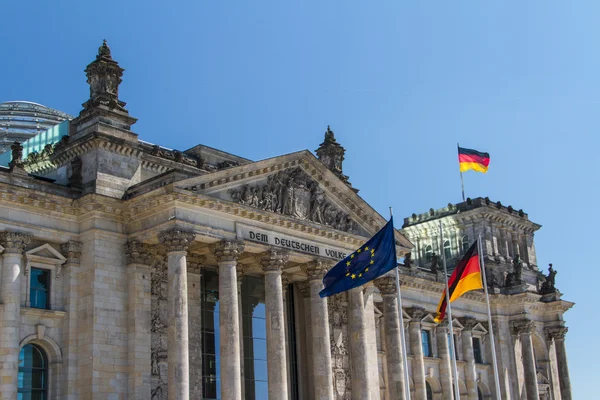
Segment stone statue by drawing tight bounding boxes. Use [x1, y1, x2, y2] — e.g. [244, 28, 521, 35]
[404, 252, 413, 268]
[82, 40, 128, 112]
[539, 263, 558, 294]
[9, 141, 24, 169]
[505, 254, 524, 287]
[315, 125, 352, 187]
[430, 252, 439, 273]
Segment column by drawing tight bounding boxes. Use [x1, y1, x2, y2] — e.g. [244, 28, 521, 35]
[512, 320, 539, 400]
[297, 281, 314, 400]
[211, 240, 245, 400]
[436, 325, 453, 398]
[302, 261, 334, 400]
[158, 228, 196, 400]
[0, 232, 31, 400]
[60, 241, 82, 399]
[547, 326, 571, 400]
[260, 249, 289, 399]
[375, 275, 407, 400]
[187, 254, 205, 399]
[124, 240, 154, 399]
[408, 307, 427, 400]
[348, 287, 371, 399]
[364, 284, 381, 400]
[236, 265, 246, 400]
[460, 317, 479, 400]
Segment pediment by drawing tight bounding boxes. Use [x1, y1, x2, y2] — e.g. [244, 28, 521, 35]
[421, 314, 438, 326]
[25, 244, 66, 265]
[472, 323, 488, 335]
[175, 150, 413, 249]
[451, 318, 464, 331]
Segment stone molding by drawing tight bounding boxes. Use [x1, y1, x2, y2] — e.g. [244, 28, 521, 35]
[511, 319, 535, 335]
[211, 240, 245, 262]
[408, 307, 426, 321]
[301, 260, 329, 281]
[546, 326, 568, 341]
[259, 249, 289, 273]
[125, 240, 157, 265]
[158, 228, 195, 252]
[0, 232, 31, 254]
[460, 317, 478, 331]
[374, 275, 397, 295]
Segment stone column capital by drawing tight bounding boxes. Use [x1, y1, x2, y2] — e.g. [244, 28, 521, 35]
[374, 275, 397, 295]
[158, 228, 195, 253]
[301, 260, 330, 281]
[0, 231, 31, 254]
[61, 240, 83, 264]
[259, 249, 289, 273]
[511, 319, 535, 335]
[546, 326, 568, 341]
[408, 307, 426, 321]
[125, 240, 157, 266]
[460, 317, 478, 331]
[211, 239, 245, 262]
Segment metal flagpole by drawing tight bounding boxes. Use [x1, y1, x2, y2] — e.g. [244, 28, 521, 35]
[458, 142, 465, 201]
[478, 234, 502, 399]
[390, 207, 411, 400]
[440, 221, 461, 400]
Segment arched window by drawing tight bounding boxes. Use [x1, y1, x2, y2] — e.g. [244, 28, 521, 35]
[425, 245, 433, 263]
[444, 240, 451, 260]
[462, 235, 470, 253]
[426, 381, 433, 400]
[18, 344, 48, 399]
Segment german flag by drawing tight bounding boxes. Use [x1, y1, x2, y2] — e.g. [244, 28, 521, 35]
[458, 146, 490, 173]
[434, 240, 483, 323]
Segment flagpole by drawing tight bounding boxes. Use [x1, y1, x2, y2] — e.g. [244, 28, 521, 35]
[478, 234, 502, 399]
[458, 142, 465, 201]
[390, 207, 411, 400]
[440, 221, 461, 400]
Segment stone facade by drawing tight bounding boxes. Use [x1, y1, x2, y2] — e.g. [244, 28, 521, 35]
[0, 42, 572, 400]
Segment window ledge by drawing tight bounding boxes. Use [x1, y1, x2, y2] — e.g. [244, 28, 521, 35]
[21, 307, 66, 319]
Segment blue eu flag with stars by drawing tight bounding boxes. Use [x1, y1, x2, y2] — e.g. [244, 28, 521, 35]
[320, 217, 398, 298]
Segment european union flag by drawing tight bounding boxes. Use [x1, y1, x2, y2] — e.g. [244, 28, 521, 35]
[320, 217, 398, 298]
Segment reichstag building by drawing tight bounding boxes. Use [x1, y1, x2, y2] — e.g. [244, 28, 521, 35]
[0, 41, 572, 400]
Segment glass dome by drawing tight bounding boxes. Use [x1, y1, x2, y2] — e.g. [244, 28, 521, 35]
[0, 101, 73, 154]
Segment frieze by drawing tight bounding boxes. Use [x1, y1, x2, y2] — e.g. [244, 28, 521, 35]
[229, 167, 357, 233]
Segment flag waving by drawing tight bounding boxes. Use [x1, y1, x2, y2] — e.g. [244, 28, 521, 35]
[320, 217, 397, 298]
[434, 240, 483, 323]
[458, 146, 490, 173]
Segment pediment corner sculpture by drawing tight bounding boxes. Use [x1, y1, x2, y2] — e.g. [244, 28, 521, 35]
[228, 166, 358, 233]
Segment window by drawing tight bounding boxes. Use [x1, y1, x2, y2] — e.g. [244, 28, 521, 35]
[421, 330, 433, 357]
[18, 344, 48, 399]
[201, 269, 220, 399]
[443, 240, 451, 260]
[424, 245, 433, 263]
[426, 381, 433, 400]
[473, 337, 483, 364]
[30, 268, 50, 309]
[462, 236, 470, 253]
[286, 284, 299, 400]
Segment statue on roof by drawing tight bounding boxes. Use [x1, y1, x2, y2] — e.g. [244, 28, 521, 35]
[505, 254, 524, 287]
[82, 40, 128, 112]
[539, 263, 558, 295]
[316, 125, 353, 189]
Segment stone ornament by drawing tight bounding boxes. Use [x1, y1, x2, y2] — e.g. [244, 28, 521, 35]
[9, 141, 24, 169]
[125, 240, 157, 265]
[374, 275, 397, 295]
[539, 263, 558, 295]
[60, 241, 83, 264]
[302, 260, 329, 281]
[157, 229, 195, 252]
[315, 125, 351, 187]
[229, 166, 357, 233]
[546, 326, 568, 341]
[259, 249, 289, 272]
[0, 231, 31, 254]
[83, 40, 128, 112]
[187, 254, 206, 274]
[511, 319, 535, 335]
[460, 317, 478, 331]
[211, 240, 245, 262]
[408, 307, 426, 321]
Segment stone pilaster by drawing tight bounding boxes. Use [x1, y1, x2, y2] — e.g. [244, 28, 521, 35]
[187, 254, 205, 399]
[158, 229, 195, 400]
[408, 307, 427, 400]
[302, 261, 334, 400]
[124, 240, 154, 400]
[297, 280, 314, 400]
[375, 275, 407, 400]
[363, 284, 381, 400]
[348, 286, 371, 400]
[547, 326, 571, 400]
[460, 317, 479, 400]
[211, 239, 245, 400]
[0, 232, 31, 400]
[435, 325, 453, 399]
[259, 249, 290, 399]
[512, 319, 539, 400]
[60, 241, 82, 400]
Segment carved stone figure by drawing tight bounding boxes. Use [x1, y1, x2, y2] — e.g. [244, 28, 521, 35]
[506, 254, 524, 287]
[82, 40, 128, 112]
[430, 252, 439, 273]
[404, 252, 413, 268]
[228, 167, 357, 233]
[9, 141, 23, 169]
[315, 125, 352, 188]
[539, 263, 558, 294]
[328, 293, 351, 399]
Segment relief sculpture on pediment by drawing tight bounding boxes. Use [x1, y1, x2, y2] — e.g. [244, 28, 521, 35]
[229, 167, 357, 233]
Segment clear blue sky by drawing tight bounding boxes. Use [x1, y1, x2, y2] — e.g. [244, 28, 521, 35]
[2, 0, 597, 396]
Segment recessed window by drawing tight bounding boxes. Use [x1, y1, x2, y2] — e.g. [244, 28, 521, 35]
[462, 236, 470, 253]
[421, 329, 433, 357]
[473, 337, 483, 364]
[444, 240, 451, 260]
[30, 268, 50, 310]
[425, 245, 433, 263]
[18, 344, 48, 399]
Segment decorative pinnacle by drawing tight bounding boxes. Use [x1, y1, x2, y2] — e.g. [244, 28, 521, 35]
[98, 39, 112, 59]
